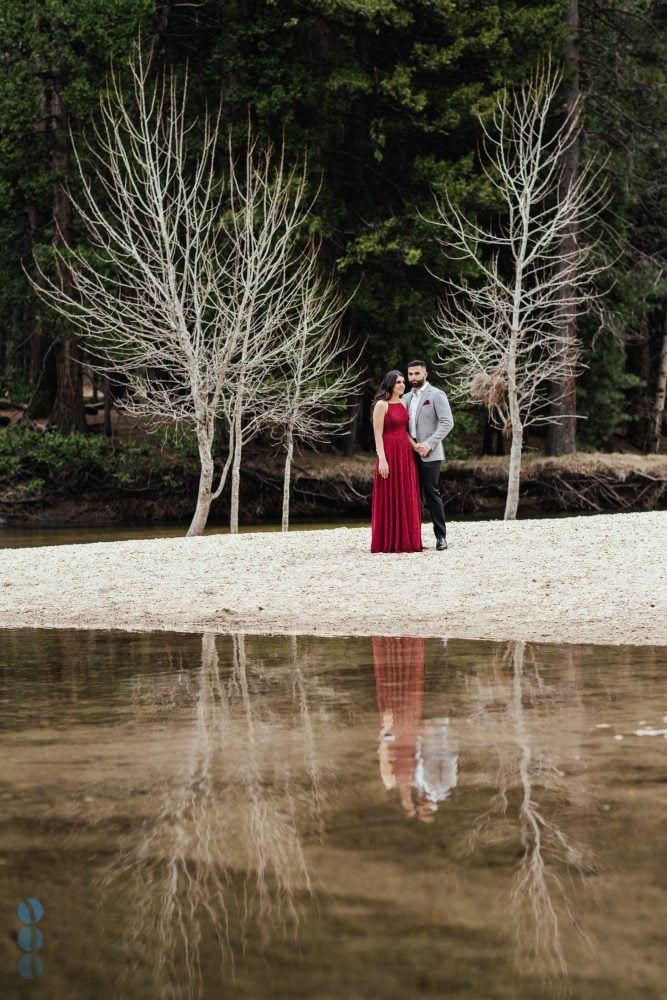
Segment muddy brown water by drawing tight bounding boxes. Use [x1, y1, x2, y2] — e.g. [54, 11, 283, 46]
[0, 630, 665, 999]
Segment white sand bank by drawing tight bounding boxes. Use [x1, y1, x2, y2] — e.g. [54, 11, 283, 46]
[1, 511, 665, 645]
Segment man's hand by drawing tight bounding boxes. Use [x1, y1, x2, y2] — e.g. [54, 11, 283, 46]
[415, 442, 431, 457]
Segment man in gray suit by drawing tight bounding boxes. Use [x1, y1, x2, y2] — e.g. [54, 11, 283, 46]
[402, 359, 454, 550]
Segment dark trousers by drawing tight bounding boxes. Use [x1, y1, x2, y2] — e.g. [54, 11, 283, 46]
[417, 460, 446, 539]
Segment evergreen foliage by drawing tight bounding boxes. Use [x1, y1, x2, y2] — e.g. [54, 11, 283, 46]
[578, 0, 667, 448]
[0, 0, 664, 454]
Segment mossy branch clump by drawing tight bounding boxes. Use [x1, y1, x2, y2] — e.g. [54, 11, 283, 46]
[469, 370, 508, 412]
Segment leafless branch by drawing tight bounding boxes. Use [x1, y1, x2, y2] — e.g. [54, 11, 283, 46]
[30, 48, 341, 535]
[428, 61, 610, 518]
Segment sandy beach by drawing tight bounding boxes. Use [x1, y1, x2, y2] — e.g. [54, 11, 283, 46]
[1, 510, 665, 645]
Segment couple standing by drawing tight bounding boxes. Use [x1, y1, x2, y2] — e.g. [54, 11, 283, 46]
[371, 359, 454, 554]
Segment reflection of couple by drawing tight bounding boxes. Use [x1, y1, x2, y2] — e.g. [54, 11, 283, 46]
[371, 359, 454, 554]
[372, 636, 458, 822]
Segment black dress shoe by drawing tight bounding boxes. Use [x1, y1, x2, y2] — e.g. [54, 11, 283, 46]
[436, 537, 448, 551]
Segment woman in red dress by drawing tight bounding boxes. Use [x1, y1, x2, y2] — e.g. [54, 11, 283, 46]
[373, 635, 425, 818]
[371, 370, 423, 553]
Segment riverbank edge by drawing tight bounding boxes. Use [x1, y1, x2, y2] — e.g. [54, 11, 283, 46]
[1, 451, 666, 526]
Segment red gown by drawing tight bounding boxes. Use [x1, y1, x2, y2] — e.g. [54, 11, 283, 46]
[373, 636, 425, 783]
[371, 402, 423, 553]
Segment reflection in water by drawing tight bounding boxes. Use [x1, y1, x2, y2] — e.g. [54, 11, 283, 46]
[466, 641, 593, 990]
[231, 633, 315, 944]
[103, 633, 325, 999]
[414, 717, 459, 812]
[2, 631, 664, 999]
[373, 636, 458, 822]
[372, 636, 594, 988]
[288, 635, 327, 845]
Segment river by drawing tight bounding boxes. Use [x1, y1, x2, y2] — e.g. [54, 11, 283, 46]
[1, 629, 665, 998]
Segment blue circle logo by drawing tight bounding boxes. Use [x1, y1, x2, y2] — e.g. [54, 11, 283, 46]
[18, 926, 44, 952]
[17, 954, 44, 980]
[16, 898, 44, 924]
[16, 897, 44, 979]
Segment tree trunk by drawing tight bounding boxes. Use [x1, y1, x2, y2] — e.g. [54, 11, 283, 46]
[103, 378, 113, 437]
[505, 381, 523, 519]
[547, 0, 579, 457]
[635, 322, 653, 449]
[483, 418, 505, 455]
[343, 389, 364, 456]
[23, 46, 57, 417]
[505, 423, 523, 520]
[187, 434, 215, 536]
[49, 59, 87, 435]
[26, 332, 57, 419]
[25, 201, 57, 418]
[229, 389, 244, 534]
[51, 338, 87, 433]
[230, 444, 242, 533]
[648, 318, 667, 454]
[281, 431, 295, 531]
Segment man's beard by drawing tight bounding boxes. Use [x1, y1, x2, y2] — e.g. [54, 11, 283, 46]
[409, 376, 425, 389]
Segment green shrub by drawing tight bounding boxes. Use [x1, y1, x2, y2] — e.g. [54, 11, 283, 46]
[0, 376, 33, 406]
[152, 425, 199, 459]
[0, 452, 21, 478]
[444, 407, 484, 460]
[19, 477, 45, 495]
[578, 333, 643, 449]
[0, 428, 109, 488]
[0, 426, 195, 495]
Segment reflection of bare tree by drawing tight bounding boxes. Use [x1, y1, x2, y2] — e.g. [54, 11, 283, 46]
[288, 635, 327, 844]
[103, 633, 329, 999]
[231, 633, 313, 944]
[103, 633, 235, 999]
[466, 641, 592, 989]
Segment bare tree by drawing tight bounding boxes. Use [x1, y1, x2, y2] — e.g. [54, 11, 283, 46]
[32, 53, 232, 536]
[216, 140, 316, 534]
[31, 51, 323, 537]
[267, 263, 358, 531]
[429, 62, 609, 519]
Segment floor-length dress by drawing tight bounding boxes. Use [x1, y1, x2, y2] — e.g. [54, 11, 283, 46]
[371, 402, 423, 553]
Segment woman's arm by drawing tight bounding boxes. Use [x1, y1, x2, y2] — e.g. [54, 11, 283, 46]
[372, 401, 389, 478]
[402, 397, 419, 451]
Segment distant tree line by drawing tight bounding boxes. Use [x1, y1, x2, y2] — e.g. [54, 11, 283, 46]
[0, 0, 665, 455]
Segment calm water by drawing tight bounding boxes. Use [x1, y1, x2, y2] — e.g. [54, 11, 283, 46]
[0, 631, 665, 999]
[0, 520, 370, 549]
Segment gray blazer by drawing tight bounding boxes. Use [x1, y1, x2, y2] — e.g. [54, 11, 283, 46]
[402, 383, 454, 463]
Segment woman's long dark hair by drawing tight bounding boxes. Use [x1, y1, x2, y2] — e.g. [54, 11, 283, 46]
[371, 370, 404, 414]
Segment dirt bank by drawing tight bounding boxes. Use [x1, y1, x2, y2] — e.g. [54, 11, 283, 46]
[1, 450, 665, 527]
